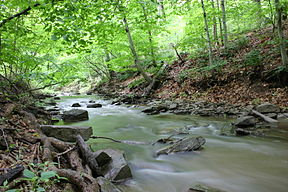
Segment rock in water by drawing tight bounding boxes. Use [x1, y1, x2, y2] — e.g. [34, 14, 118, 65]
[40, 125, 93, 142]
[96, 177, 122, 192]
[97, 149, 132, 182]
[71, 103, 81, 107]
[87, 103, 102, 108]
[62, 109, 89, 122]
[234, 116, 256, 127]
[156, 136, 206, 156]
[255, 103, 280, 113]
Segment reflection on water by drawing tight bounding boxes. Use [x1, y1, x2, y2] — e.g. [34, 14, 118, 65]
[57, 96, 288, 192]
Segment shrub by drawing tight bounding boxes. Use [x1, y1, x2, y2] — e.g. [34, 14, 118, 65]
[244, 49, 262, 66]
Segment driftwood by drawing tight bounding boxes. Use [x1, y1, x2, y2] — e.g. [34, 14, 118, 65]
[252, 110, 278, 123]
[90, 136, 149, 145]
[0, 164, 24, 185]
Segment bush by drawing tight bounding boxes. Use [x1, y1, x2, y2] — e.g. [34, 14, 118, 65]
[244, 49, 262, 66]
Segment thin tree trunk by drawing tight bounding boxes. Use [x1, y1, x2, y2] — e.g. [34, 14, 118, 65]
[211, 0, 218, 44]
[141, 4, 157, 67]
[221, 0, 228, 48]
[275, 0, 288, 67]
[157, 0, 166, 20]
[216, 0, 224, 46]
[201, 0, 213, 66]
[253, 0, 262, 27]
[123, 16, 153, 83]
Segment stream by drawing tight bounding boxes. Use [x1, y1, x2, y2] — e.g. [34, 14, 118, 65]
[56, 96, 288, 192]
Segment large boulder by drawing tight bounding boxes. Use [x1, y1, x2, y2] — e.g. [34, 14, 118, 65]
[87, 103, 102, 108]
[62, 109, 89, 122]
[156, 136, 206, 156]
[97, 149, 132, 182]
[234, 116, 256, 128]
[40, 125, 93, 142]
[255, 103, 280, 113]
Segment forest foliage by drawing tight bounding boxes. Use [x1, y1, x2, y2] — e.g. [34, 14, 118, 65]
[0, 0, 287, 93]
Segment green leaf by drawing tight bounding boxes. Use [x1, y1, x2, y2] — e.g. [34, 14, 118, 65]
[40, 171, 57, 180]
[23, 169, 36, 179]
[51, 35, 58, 41]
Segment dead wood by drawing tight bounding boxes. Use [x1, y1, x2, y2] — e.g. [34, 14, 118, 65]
[76, 135, 102, 177]
[0, 103, 17, 117]
[50, 167, 100, 192]
[0, 164, 24, 185]
[90, 135, 149, 145]
[252, 110, 278, 123]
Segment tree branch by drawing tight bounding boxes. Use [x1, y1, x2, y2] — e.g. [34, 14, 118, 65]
[0, 3, 40, 28]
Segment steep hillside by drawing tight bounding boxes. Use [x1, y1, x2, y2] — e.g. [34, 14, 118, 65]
[96, 25, 288, 107]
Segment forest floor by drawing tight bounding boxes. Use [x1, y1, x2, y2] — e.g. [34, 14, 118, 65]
[96, 25, 288, 108]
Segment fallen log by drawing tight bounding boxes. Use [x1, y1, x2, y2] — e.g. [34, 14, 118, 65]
[251, 110, 278, 123]
[76, 135, 108, 177]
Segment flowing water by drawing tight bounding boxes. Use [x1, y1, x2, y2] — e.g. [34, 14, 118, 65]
[56, 96, 288, 192]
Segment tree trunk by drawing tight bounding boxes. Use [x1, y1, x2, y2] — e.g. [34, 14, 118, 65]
[201, 0, 214, 66]
[211, 0, 218, 44]
[157, 0, 166, 20]
[221, 0, 228, 48]
[275, 0, 288, 67]
[253, 0, 263, 27]
[216, 0, 224, 46]
[123, 16, 153, 83]
[141, 4, 157, 67]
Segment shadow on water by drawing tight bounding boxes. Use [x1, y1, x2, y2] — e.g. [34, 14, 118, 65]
[56, 96, 288, 192]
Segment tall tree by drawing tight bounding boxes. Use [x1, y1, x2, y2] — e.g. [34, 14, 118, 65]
[123, 16, 152, 83]
[201, 0, 213, 66]
[221, 0, 228, 48]
[140, 2, 157, 67]
[275, 0, 288, 67]
[216, 0, 224, 46]
[211, 0, 218, 44]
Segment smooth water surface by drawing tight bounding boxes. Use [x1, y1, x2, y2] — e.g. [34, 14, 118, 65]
[57, 96, 288, 192]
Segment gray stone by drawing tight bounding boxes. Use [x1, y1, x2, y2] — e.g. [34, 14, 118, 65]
[97, 149, 132, 182]
[188, 184, 227, 192]
[256, 103, 280, 113]
[156, 136, 206, 156]
[235, 128, 251, 136]
[72, 103, 81, 107]
[62, 109, 89, 122]
[168, 103, 178, 110]
[87, 103, 102, 108]
[266, 113, 277, 119]
[142, 105, 168, 114]
[96, 177, 122, 192]
[234, 116, 256, 127]
[40, 125, 92, 142]
[277, 113, 288, 120]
